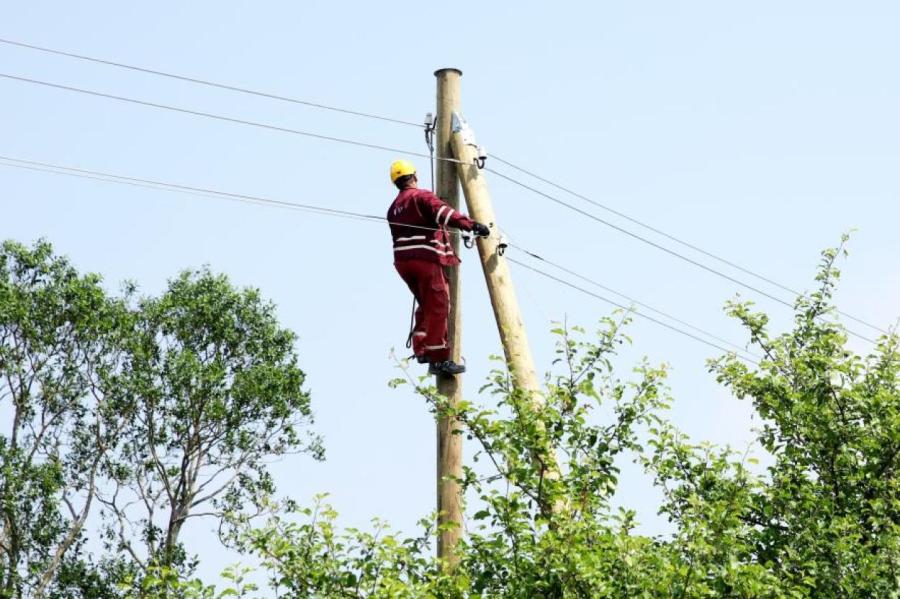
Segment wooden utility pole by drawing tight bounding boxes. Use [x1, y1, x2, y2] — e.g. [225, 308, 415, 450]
[451, 114, 563, 516]
[450, 113, 541, 395]
[433, 68, 464, 569]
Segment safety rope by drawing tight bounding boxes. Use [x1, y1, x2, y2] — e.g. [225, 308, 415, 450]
[405, 298, 417, 350]
[405, 113, 441, 351]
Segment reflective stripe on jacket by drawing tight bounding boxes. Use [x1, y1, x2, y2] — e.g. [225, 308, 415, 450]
[388, 188, 475, 265]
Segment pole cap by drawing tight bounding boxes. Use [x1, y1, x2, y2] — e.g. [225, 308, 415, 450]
[434, 68, 463, 77]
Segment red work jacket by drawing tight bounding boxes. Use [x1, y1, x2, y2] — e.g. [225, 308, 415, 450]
[388, 188, 475, 266]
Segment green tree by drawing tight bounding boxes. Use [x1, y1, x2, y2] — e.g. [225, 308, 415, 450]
[237, 314, 673, 598]
[0, 240, 130, 598]
[704, 238, 900, 595]
[99, 267, 324, 580]
[1, 241, 324, 596]
[231, 241, 900, 598]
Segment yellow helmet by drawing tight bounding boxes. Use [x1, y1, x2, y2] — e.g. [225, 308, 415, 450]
[390, 159, 416, 183]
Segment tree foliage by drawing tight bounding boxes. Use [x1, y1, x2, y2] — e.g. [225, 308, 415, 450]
[3, 237, 898, 597]
[230, 241, 899, 598]
[704, 239, 900, 595]
[100, 267, 323, 576]
[0, 241, 321, 598]
[0, 240, 129, 598]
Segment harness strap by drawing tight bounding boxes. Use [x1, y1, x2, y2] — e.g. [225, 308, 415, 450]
[405, 295, 417, 350]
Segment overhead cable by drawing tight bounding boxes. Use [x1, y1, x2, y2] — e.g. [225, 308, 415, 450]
[491, 153, 886, 336]
[0, 154, 759, 362]
[507, 257, 760, 365]
[0, 71, 882, 342]
[487, 167, 794, 306]
[0, 155, 451, 235]
[0, 72, 462, 166]
[507, 243, 758, 358]
[0, 37, 423, 128]
[0, 37, 882, 336]
[486, 167, 878, 345]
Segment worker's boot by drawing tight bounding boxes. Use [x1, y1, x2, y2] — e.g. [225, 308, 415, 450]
[428, 360, 466, 375]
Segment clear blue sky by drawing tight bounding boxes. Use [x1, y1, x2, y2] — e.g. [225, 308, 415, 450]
[2, 0, 898, 584]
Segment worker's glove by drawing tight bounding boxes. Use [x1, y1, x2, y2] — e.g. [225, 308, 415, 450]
[472, 222, 491, 238]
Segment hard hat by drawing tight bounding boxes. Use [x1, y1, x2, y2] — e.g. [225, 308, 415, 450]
[390, 159, 416, 183]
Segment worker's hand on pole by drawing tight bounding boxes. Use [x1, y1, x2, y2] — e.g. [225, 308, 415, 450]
[472, 222, 491, 237]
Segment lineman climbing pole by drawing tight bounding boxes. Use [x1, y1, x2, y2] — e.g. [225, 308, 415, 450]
[433, 68, 464, 569]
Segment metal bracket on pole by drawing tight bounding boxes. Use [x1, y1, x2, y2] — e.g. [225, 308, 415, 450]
[450, 112, 471, 139]
[424, 112, 435, 149]
[424, 112, 436, 190]
[451, 114, 488, 169]
[475, 145, 488, 169]
[497, 232, 508, 255]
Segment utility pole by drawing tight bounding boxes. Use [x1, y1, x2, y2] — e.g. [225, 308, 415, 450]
[451, 114, 563, 515]
[433, 68, 464, 569]
[450, 114, 541, 395]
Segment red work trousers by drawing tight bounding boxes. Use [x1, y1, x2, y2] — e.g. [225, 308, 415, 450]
[394, 259, 451, 362]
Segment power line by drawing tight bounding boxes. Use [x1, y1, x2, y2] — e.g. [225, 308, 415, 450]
[507, 257, 760, 365]
[507, 243, 758, 358]
[0, 156, 383, 219]
[0, 154, 760, 363]
[0, 37, 423, 128]
[0, 37, 883, 336]
[487, 167, 796, 305]
[491, 153, 887, 336]
[0, 70, 883, 342]
[486, 167, 879, 345]
[0, 72, 463, 167]
[0, 155, 458, 237]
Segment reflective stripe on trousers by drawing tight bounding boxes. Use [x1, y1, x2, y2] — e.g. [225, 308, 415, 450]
[394, 259, 451, 363]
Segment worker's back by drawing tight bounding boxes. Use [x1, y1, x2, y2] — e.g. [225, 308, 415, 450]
[388, 187, 462, 266]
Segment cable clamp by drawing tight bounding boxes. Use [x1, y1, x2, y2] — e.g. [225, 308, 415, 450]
[451, 113, 486, 167]
[497, 232, 508, 256]
[474, 145, 487, 169]
[424, 112, 435, 152]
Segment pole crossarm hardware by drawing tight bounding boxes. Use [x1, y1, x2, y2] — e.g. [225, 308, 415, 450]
[451, 113, 563, 515]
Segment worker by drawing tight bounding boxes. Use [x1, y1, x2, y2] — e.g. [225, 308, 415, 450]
[388, 159, 490, 376]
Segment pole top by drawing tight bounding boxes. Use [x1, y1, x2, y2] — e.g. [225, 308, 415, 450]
[434, 68, 463, 78]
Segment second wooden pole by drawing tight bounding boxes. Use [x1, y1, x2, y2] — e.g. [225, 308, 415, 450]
[450, 113, 541, 394]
